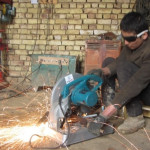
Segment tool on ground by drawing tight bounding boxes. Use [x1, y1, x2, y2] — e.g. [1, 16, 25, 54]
[48, 73, 114, 146]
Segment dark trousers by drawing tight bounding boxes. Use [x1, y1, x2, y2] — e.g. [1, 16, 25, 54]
[102, 57, 150, 117]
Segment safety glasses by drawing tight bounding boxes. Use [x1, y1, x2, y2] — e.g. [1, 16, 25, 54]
[122, 30, 148, 42]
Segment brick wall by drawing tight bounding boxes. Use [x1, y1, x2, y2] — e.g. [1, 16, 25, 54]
[2, 0, 136, 84]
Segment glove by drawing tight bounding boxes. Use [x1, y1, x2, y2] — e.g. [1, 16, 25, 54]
[87, 69, 103, 77]
[87, 104, 118, 136]
[87, 115, 106, 136]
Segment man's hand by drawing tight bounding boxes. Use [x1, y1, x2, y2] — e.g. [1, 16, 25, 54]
[87, 69, 103, 77]
[101, 67, 111, 76]
[87, 67, 111, 77]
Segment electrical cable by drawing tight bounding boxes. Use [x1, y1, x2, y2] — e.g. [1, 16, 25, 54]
[3, 2, 54, 96]
[29, 95, 71, 149]
[0, 63, 42, 100]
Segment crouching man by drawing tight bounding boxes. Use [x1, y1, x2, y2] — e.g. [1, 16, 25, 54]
[87, 11, 150, 135]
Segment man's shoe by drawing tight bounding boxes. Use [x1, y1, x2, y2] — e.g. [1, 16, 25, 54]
[117, 114, 145, 134]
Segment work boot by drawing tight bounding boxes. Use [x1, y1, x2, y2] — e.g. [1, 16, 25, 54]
[117, 114, 145, 134]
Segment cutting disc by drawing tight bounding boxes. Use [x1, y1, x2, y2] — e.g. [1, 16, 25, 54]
[49, 73, 83, 129]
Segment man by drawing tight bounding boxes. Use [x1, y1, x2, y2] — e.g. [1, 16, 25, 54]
[87, 11, 150, 135]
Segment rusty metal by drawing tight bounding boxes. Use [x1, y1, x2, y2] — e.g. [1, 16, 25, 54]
[84, 40, 121, 74]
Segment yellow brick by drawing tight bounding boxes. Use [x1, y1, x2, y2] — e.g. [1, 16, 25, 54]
[84, 9, 97, 13]
[62, 3, 70, 8]
[111, 25, 118, 30]
[112, 9, 121, 14]
[122, 9, 132, 14]
[22, 19, 28, 24]
[84, 3, 91, 8]
[20, 56, 27, 60]
[130, 4, 135, 9]
[49, 19, 55, 24]
[62, 35, 68, 40]
[10, 40, 22, 45]
[14, 66, 22, 71]
[103, 14, 111, 19]
[28, 8, 38, 13]
[20, 29, 30, 34]
[75, 25, 82, 29]
[75, 40, 85, 45]
[9, 71, 21, 77]
[54, 3, 61, 8]
[17, 8, 27, 13]
[99, 3, 106, 8]
[104, 25, 111, 30]
[118, 14, 124, 19]
[55, 51, 69, 55]
[107, 3, 113, 8]
[29, 51, 41, 54]
[62, 41, 74, 45]
[69, 19, 82, 24]
[28, 19, 39, 24]
[111, 14, 118, 19]
[15, 50, 28, 55]
[19, 45, 26, 49]
[98, 9, 112, 14]
[67, 14, 74, 19]
[69, 35, 75, 40]
[55, 9, 70, 14]
[102, 0, 115, 2]
[122, 4, 129, 8]
[73, 0, 86, 2]
[54, 35, 61, 40]
[49, 40, 61, 45]
[59, 46, 65, 51]
[66, 46, 74, 50]
[68, 25, 74, 29]
[96, 14, 102, 19]
[22, 40, 35, 45]
[80, 30, 93, 35]
[13, 34, 20, 39]
[83, 19, 96, 24]
[36, 40, 47, 45]
[77, 4, 84, 8]
[52, 30, 65, 35]
[75, 35, 86, 40]
[70, 3, 77, 8]
[54, 25, 61, 29]
[82, 25, 88, 29]
[24, 3, 33, 8]
[70, 9, 83, 14]
[55, 19, 68, 24]
[112, 20, 118, 24]
[74, 46, 80, 51]
[66, 30, 79, 35]
[98, 19, 111, 24]
[81, 14, 87, 19]
[14, 19, 22, 24]
[87, 0, 100, 2]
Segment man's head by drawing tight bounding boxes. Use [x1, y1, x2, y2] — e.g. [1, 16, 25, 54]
[120, 12, 149, 50]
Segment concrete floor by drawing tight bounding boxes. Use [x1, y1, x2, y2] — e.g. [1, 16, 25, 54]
[0, 87, 150, 150]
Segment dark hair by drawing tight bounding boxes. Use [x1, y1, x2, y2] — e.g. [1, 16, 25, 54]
[120, 11, 149, 34]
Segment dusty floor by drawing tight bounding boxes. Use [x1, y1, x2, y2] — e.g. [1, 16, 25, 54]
[0, 85, 150, 150]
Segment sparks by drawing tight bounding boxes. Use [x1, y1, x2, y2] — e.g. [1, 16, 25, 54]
[0, 122, 60, 150]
